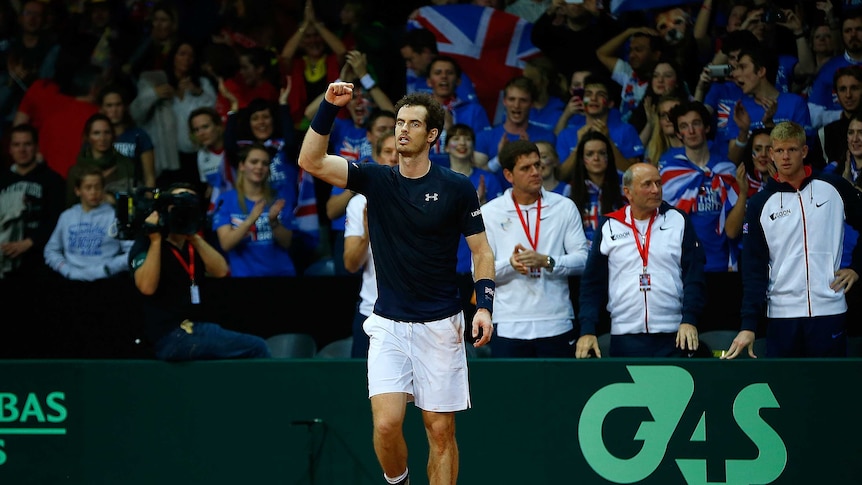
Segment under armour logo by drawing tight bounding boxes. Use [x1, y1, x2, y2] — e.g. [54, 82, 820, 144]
[425, 193, 439, 201]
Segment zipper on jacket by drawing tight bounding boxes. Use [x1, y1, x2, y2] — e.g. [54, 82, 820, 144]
[797, 192, 813, 316]
[643, 291, 650, 333]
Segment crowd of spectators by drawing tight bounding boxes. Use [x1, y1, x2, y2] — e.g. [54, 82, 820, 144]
[2, 0, 862, 358]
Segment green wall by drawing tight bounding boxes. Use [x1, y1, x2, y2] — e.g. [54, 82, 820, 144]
[1, 359, 860, 484]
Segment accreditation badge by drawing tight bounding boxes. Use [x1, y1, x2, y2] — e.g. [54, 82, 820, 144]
[639, 273, 651, 291]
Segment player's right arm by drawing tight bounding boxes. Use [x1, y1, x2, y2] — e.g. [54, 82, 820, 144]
[298, 82, 354, 188]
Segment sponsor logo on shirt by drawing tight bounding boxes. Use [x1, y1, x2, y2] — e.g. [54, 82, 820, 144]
[769, 209, 791, 221]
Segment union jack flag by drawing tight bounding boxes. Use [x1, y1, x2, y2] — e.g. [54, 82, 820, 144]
[661, 152, 739, 230]
[337, 140, 362, 163]
[408, 4, 541, 122]
[716, 101, 732, 129]
[231, 215, 259, 241]
[746, 171, 766, 197]
[660, 152, 741, 270]
[660, 152, 739, 236]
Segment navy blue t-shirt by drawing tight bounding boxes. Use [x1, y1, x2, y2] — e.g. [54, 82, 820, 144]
[346, 162, 485, 322]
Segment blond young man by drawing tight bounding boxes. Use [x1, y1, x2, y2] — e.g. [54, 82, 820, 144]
[724, 122, 862, 359]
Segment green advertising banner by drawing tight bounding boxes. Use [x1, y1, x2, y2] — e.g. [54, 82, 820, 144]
[1, 359, 860, 484]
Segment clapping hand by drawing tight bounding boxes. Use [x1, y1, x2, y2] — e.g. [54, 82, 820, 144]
[643, 96, 656, 124]
[177, 77, 201, 98]
[735, 163, 749, 196]
[344, 50, 369, 78]
[509, 243, 531, 275]
[250, 200, 266, 222]
[756, 96, 777, 127]
[476, 174, 487, 204]
[732, 100, 751, 134]
[154, 82, 175, 100]
[815, 0, 834, 17]
[304, 0, 316, 24]
[268, 199, 286, 222]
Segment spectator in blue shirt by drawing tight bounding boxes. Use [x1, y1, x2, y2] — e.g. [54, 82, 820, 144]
[475, 75, 556, 188]
[213, 142, 296, 277]
[557, 75, 643, 182]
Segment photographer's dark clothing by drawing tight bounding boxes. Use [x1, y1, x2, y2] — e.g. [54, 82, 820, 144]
[128, 235, 269, 360]
[129, 236, 214, 343]
[152, 322, 270, 361]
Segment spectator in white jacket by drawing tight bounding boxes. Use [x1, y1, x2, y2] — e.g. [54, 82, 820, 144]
[480, 139, 589, 357]
[44, 165, 132, 280]
[130, 40, 216, 187]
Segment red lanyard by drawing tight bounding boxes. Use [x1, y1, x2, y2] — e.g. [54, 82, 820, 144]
[513, 193, 541, 250]
[627, 210, 656, 272]
[169, 244, 196, 285]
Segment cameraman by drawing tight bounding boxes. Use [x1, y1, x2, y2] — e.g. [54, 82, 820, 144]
[128, 183, 271, 361]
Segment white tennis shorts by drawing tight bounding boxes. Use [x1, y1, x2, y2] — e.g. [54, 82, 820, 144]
[364, 312, 471, 412]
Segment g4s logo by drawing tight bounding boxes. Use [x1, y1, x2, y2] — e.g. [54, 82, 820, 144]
[578, 366, 787, 484]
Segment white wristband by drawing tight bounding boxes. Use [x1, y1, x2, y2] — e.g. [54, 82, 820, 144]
[734, 138, 748, 148]
[360, 73, 376, 90]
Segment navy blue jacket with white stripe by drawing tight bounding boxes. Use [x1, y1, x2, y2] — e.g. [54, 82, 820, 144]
[740, 169, 862, 331]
